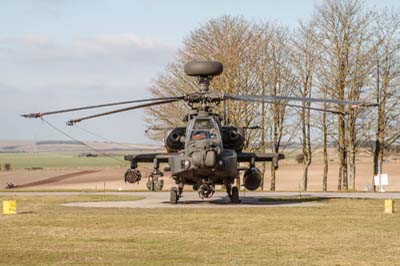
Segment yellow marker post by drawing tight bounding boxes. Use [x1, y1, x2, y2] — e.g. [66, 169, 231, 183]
[3, 200, 16, 215]
[385, 199, 394, 214]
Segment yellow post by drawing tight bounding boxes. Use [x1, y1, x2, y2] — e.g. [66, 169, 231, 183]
[3, 200, 17, 215]
[384, 199, 394, 214]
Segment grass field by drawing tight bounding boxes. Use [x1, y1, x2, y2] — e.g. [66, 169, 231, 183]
[0, 153, 129, 169]
[0, 195, 399, 265]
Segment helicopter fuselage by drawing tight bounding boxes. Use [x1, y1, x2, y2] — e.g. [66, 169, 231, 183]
[168, 111, 238, 187]
[124, 107, 284, 200]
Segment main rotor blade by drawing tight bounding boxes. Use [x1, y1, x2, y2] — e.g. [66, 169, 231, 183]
[66, 98, 181, 126]
[21, 96, 183, 118]
[225, 94, 375, 107]
[271, 101, 347, 115]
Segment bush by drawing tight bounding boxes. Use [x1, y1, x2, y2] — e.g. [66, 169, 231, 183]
[4, 163, 11, 171]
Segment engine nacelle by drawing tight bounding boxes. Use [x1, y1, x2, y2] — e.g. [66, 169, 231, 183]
[243, 167, 262, 190]
[165, 127, 186, 152]
[222, 127, 245, 152]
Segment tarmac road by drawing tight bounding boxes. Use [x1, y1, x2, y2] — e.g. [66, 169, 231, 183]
[1, 191, 399, 209]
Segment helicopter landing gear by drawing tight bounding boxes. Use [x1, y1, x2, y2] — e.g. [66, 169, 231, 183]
[170, 182, 184, 204]
[224, 179, 240, 203]
[146, 170, 164, 191]
[231, 186, 240, 203]
[178, 182, 184, 197]
[170, 187, 178, 204]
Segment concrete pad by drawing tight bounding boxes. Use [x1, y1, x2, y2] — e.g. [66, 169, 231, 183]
[62, 192, 322, 209]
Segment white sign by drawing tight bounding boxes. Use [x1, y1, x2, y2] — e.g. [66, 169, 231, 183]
[374, 174, 389, 186]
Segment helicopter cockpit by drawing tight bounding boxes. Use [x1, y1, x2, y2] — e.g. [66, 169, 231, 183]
[188, 117, 220, 143]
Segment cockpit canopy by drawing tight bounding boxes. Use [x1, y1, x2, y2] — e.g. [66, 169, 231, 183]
[188, 117, 221, 142]
[193, 118, 214, 130]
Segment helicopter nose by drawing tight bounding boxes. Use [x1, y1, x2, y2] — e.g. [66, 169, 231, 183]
[191, 148, 218, 168]
[204, 150, 217, 168]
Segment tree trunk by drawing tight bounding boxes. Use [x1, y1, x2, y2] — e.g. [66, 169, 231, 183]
[373, 81, 386, 192]
[270, 162, 276, 191]
[302, 106, 312, 191]
[323, 146, 329, 191]
[349, 148, 356, 191]
[260, 82, 266, 191]
[348, 111, 357, 191]
[322, 106, 328, 191]
[303, 166, 308, 191]
[338, 113, 348, 191]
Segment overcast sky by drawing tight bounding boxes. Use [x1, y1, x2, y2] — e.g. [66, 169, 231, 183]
[1, 0, 398, 144]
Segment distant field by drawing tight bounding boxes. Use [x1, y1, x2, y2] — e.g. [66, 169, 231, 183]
[0, 195, 399, 265]
[1, 145, 397, 170]
[0, 147, 399, 192]
[0, 153, 129, 169]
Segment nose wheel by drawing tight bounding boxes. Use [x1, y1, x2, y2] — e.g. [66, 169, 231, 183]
[170, 183, 184, 204]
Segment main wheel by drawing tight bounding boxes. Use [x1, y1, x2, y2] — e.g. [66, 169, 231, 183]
[154, 180, 164, 191]
[170, 187, 178, 204]
[231, 186, 240, 203]
[146, 179, 154, 191]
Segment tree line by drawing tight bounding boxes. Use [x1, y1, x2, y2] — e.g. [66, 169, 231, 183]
[146, 0, 400, 191]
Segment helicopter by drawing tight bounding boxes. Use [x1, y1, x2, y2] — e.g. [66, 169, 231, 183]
[22, 61, 373, 204]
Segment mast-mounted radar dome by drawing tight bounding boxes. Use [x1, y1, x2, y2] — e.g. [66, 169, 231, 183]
[184, 61, 223, 77]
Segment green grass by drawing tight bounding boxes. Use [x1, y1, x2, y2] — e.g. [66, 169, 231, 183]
[0, 153, 129, 169]
[0, 195, 399, 265]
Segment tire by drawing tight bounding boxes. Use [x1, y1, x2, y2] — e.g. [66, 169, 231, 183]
[231, 186, 240, 203]
[154, 180, 164, 191]
[146, 180, 154, 191]
[170, 187, 178, 204]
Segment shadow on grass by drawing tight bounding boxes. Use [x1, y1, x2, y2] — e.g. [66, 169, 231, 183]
[259, 196, 329, 203]
[163, 196, 328, 206]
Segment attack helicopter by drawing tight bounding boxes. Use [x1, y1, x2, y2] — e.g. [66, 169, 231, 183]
[22, 61, 372, 204]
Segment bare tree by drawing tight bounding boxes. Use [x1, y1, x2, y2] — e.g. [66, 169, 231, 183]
[256, 24, 295, 191]
[346, 12, 375, 191]
[314, 0, 371, 190]
[370, 9, 400, 190]
[291, 21, 318, 191]
[146, 16, 262, 145]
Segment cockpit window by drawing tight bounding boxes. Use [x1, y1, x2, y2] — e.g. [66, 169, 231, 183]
[190, 129, 218, 141]
[193, 119, 214, 130]
[190, 130, 209, 141]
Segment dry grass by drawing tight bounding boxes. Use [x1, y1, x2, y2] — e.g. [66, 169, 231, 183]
[0, 195, 399, 265]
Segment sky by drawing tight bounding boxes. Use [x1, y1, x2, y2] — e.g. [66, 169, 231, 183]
[1, 0, 399, 144]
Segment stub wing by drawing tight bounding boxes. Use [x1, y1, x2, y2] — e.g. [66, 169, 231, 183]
[124, 153, 172, 168]
[237, 152, 285, 169]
